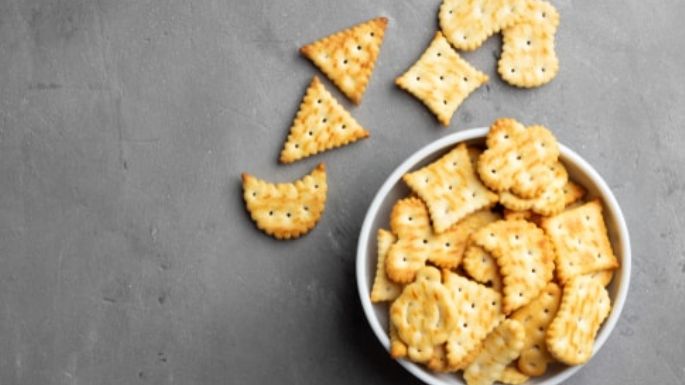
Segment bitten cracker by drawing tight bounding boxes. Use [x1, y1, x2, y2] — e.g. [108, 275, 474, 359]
[463, 244, 502, 291]
[396, 32, 488, 126]
[511, 282, 561, 376]
[541, 199, 619, 283]
[439, 0, 526, 51]
[404, 143, 498, 233]
[499, 0, 560, 88]
[499, 366, 530, 385]
[546, 275, 612, 365]
[371, 229, 402, 302]
[442, 271, 505, 369]
[280, 76, 369, 163]
[300, 17, 388, 104]
[463, 319, 526, 385]
[478, 118, 560, 198]
[499, 162, 568, 216]
[242, 164, 327, 239]
[390, 267, 457, 363]
[473, 220, 555, 314]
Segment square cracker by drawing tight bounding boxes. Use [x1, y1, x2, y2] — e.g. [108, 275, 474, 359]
[403, 143, 498, 234]
[300, 17, 388, 104]
[439, 0, 526, 51]
[280, 76, 369, 164]
[396, 32, 488, 126]
[370, 229, 402, 302]
[541, 199, 619, 283]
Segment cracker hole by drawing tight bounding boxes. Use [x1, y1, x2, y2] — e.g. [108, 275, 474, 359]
[445, 242, 451, 247]
[341, 124, 346, 130]
[531, 268, 536, 273]
[449, 9, 453, 14]
[294, 144, 299, 149]
[416, 76, 421, 81]
[425, 178, 430, 183]
[440, 75, 444, 81]
[402, 257, 407, 262]
[471, 192, 476, 198]
[370, 32, 375, 37]
[526, 40, 531, 46]
[471, 303, 475, 309]
[322, 117, 327, 123]
[452, 161, 457, 166]
[504, 134, 509, 139]
[514, 234, 519, 240]
[357, 45, 362, 50]
[596, 253, 602, 259]
[423, 239, 428, 244]
[463, 34, 468, 40]
[541, 67, 546, 72]
[534, 344, 540, 349]
[538, 327, 544, 332]
[303, 206, 309, 211]
[458, 287, 462, 293]
[510, 68, 516, 73]
[343, 59, 348, 64]
[544, 308, 549, 313]
[314, 184, 319, 189]
[408, 216, 413, 221]
[516, 155, 522, 160]
[448, 185, 453, 190]
[491, 169, 497, 174]
[491, 300, 497, 306]
[541, 12, 547, 17]
[268, 211, 274, 216]
[252, 192, 257, 197]
[437, 52, 442, 57]
[443, 99, 447, 105]
[286, 212, 291, 218]
[463, 77, 468, 82]
[308, 131, 313, 136]
[317, 99, 322, 104]
[519, 292, 524, 297]
[463, 323, 468, 328]
[482, 257, 486, 263]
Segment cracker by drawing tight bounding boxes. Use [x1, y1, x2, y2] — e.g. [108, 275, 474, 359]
[442, 271, 505, 369]
[546, 275, 612, 365]
[390, 267, 457, 363]
[439, 0, 526, 51]
[499, 366, 530, 385]
[396, 32, 488, 126]
[280, 76, 369, 164]
[473, 220, 555, 314]
[541, 199, 619, 283]
[499, 161, 568, 216]
[563, 181, 586, 206]
[385, 199, 497, 283]
[499, 0, 560, 88]
[462, 244, 502, 291]
[511, 282, 561, 376]
[502, 208, 537, 223]
[588, 269, 614, 287]
[300, 17, 388, 104]
[389, 321, 408, 359]
[404, 143, 498, 234]
[371, 229, 402, 302]
[463, 319, 525, 385]
[242, 163, 327, 239]
[478, 118, 560, 199]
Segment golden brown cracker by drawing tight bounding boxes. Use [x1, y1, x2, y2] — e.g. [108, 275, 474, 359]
[404, 143, 498, 234]
[280, 76, 369, 164]
[371, 229, 402, 302]
[390, 267, 457, 363]
[546, 275, 612, 365]
[499, 365, 530, 385]
[389, 322, 408, 359]
[499, 0, 560, 88]
[588, 269, 614, 287]
[463, 319, 526, 385]
[396, 32, 488, 126]
[541, 199, 619, 283]
[442, 271, 505, 369]
[563, 180, 586, 206]
[499, 161, 568, 216]
[462, 244, 502, 291]
[511, 282, 561, 376]
[300, 17, 388, 104]
[242, 163, 327, 239]
[439, 0, 526, 51]
[473, 220, 555, 314]
[478, 118, 560, 199]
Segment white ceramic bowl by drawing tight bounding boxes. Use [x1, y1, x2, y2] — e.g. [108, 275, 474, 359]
[356, 127, 631, 385]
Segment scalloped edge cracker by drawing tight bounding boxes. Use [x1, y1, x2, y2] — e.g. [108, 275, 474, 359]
[404, 143, 498, 234]
[439, 0, 526, 51]
[541, 199, 619, 283]
[390, 267, 457, 363]
[442, 271, 505, 369]
[478, 118, 560, 199]
[511, 282, 561, 376]
[242, 164, 327, 239]
[396, 32, 488, 126]
[463, 244, 503, 291]
[371, 229, 402, 302]
[300, 17, 388, 104]
[389, 321, 408, 359]
[499, 0, 560, 88]
[546, 275, 611, 365]
[280, 76, 369, 163]
[499, 162, 568, 216]
[464, 319, 526, 385]
[473, 220, 555, 314]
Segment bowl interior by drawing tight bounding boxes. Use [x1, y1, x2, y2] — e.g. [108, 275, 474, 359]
[356, 128, 630, 385]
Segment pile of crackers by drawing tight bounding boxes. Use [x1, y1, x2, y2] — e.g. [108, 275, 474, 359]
[370, 118, 619, 385]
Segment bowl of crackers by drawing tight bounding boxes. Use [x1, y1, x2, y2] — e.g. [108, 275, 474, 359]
[356, 119, 630, 385]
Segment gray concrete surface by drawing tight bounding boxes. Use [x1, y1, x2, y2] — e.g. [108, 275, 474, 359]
[0, 0, 684, 384]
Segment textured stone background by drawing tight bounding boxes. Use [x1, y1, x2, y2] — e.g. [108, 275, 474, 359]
[1, 0, 684, 384]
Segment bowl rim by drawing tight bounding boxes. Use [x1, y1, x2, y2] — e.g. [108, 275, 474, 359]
[355, 127, 631, 385]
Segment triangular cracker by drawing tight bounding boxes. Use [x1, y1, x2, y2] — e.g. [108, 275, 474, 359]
[242, 163, 327, 239]
[385, 198, 496, 283]
[442, 271, 505, 369]
[546, 275, 612, 365]
[499, 161, 568, 216]
[396, 32, 488, 126]
[473, 220, 555, 314]
[300, 17, 388, 104]
[403, 143, 498, 234]
[439, 0, 526, 51]
[499, 0, 560, 88]
[280, 76, 369, 163]
[541, 199, 619, 283]
[464, 319, 526, 385]
[370, 229, 402, 302]
[510, 282, 561, 376]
